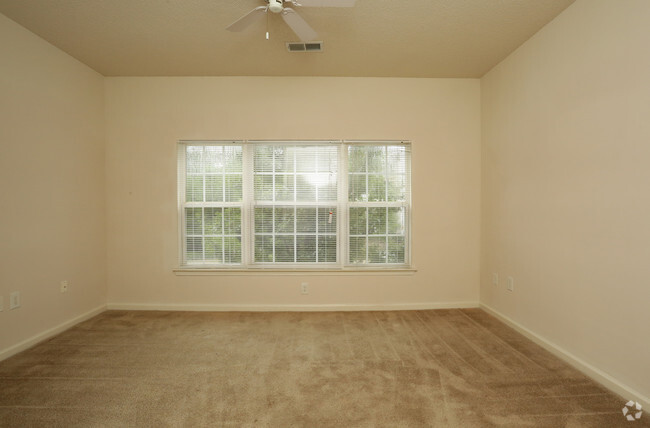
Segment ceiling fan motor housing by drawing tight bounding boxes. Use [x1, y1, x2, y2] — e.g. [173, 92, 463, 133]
[269, 0, 283, 13]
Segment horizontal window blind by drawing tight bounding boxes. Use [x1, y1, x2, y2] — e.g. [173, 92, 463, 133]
[178, 140, 411, 269]
[347, 144, 410, 265]
[180, 143, 243, 265]
[253, 144, 338, 265]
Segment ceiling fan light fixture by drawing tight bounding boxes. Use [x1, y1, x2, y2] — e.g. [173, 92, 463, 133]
[269, 0, 283, 14]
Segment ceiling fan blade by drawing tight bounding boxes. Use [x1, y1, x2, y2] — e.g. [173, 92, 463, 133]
[281, 8, 318, 41]
[226, 6, 267, 32]
[292, 0, 356, 7]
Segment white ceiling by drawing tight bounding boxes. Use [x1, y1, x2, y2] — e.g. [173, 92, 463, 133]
[0, 0, 575, 77]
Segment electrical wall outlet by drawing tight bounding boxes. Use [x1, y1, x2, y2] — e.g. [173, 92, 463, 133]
[301, 282, 309, 295]
[492, 273, 499, 286]
[60, 280, 68, 293]
[506, 276, 514, 292]
[9, 291, 20, 309]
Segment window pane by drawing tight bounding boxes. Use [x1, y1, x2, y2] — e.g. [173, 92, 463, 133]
[225, 175, 242, 202]
[186, 146, 203, 173]
[368, 207, 386, 235]
[205, 175, 223, 202]
[224, 146, 242, 173]
[186, 176, 203, 202]
[204, 146, 222, 173]
[254, 146, 274, 173]
[387, 174, 407, 202]
[386, 146, 406, 174]
[224, 237, 242, 263]
[348, 146, 366, 173]
[204, 208, 222, 235]
[296, 207, 316, 233]
[368, 175, 386, 201]
[320, 182, 338, 201]
[186, 237, 203, 261]
[367, 146, 386, 173]
[224, 207, 241, 235]
[318, 235, 336, 263]
[387, 207, 405, 234]
[296, 148, 316, 173]
[185, 207, 202, 235]
[349, 207, 367, 235]
[204, 237, 223, 261]
[318, 149, 337, 173]
[255, 207, 273, 233]
[274, 175, 294, 201]
[296, 175, 316, 201]
[318, 207, 336, 234]
[388, 236, 405, 263]
[349, 207, 366, 235]
[349, 237, 366, 263]
[255, 235, 274, 263]
[368, 236, 387, 263]
[274, 207, 294, 233]
[254, 175, 273, 201]
[273, 147, 295, 173]
[275, 235, 295, 262]
[296, 235, 316, 263]
[348, 174, 367, 202]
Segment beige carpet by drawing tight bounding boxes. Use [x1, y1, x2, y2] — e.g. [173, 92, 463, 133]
[0, 309, 646, 427]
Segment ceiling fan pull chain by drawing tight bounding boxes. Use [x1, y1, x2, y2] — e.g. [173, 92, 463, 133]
[266, 8, 270, 40]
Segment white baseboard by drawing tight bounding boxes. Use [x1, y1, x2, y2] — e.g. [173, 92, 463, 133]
[106, 301, 479, 312]
[0, 304, 106, 362]
[480, 303, 650, 410]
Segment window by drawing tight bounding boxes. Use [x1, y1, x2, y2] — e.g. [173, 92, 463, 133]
[182, 144, 243, 264]
[348, 145, 409, 264]
[178, 141, 411, 269]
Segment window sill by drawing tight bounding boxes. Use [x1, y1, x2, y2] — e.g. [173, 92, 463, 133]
[173, 267, 417, 276]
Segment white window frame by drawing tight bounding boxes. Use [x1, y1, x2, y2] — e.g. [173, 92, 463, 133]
[177, 140, 411, 270]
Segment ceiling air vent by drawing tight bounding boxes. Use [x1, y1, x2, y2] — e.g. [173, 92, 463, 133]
[286, 42, 323, 52]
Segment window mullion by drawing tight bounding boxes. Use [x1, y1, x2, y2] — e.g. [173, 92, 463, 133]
[242, 144, 253, 267]
[178, 145, 187, 266]
[339, 144, 348, 267]
[272, 205, 276, 264]
[384, 207, 388, 264]
[384, 145, 389, 202]
[201, 147, 206, 205]
[221, 207, 225, 263]
[200, 146, 206, 262]
[365, 207, 369, 264]
[201, 208, 206, 262]
[315, 203, 320, 263]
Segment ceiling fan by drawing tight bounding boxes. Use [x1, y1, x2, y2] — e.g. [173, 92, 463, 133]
[226, 0, 356, 42]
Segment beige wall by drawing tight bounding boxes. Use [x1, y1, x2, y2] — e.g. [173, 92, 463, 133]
[0, 15, 106, 353]
[481, 0, 650, 402]
[105, 77, 481, 308]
